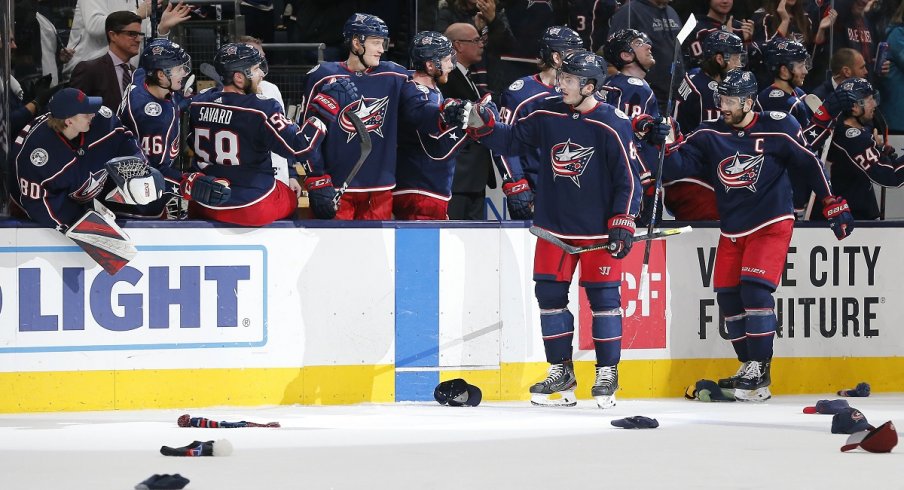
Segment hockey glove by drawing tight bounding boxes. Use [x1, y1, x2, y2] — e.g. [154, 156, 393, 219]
[822, 195, 854, 240]
[180, 172, 231, 206]
[311, 78, 359, 124]
[439, 98, 469, 132]
[607, 214, 636, 259]
[465, 95, 497, 139]
[813, 90, 857, 129]
[632, 115, 670, 146]
[503, 178, 534, 220]
[304, 174, 337, 219]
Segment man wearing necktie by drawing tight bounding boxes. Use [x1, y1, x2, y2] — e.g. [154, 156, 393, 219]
[70, 11, 145, 111]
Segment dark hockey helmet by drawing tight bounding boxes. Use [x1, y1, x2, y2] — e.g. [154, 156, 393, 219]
[836, 77, 880, 112]
[140, 38, 191, 76]
[559, 50, 607, 90]
[343, 12, 390, 47]
[213, 42, 267, 83]
[411, 31, 454, 72]
[763, 38, 811, 74]
[703, 30, 745, 64]
[539, 26, 585, 66]
[603, 28, 651, 69]
[714, 69, 758, 106]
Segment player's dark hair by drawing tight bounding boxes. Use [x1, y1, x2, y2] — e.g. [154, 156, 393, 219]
[105, 11, 143, 43]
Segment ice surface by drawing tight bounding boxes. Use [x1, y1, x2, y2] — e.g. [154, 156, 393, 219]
[0, 395, 901, 489]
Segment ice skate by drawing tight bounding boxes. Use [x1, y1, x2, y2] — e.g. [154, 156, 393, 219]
[530, 362, 577, 407]
[734, 360, 771, 402]
[717, 361, 750, 389]
[591, 365, 618, 409]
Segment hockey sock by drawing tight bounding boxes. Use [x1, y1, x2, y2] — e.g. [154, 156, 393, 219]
[539, 308, 574, 364]
[741, 282, 777, 361]
[591, 309, 622, 366]
[717, 290, 748, 362]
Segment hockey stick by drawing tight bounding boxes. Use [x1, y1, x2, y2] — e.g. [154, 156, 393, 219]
[178, 414, 280, 428]
[199, 62, 224, 89]
[530, 225, 693, 254]
[638, 14, 698, 299]
[802, 93, 832, 220]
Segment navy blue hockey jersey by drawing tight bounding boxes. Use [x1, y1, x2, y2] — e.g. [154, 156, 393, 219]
[663, 111, 833, 236]
[494, 74, 558, 184]
[480, 97, 641, 238]
[394, 80, 467, 200]
[827, 123, 904, 219]
[674, 72, 721, 132]
[598, 72, 659, 181]
[756, 85, 812, 129]
[11, 108, 144, 230]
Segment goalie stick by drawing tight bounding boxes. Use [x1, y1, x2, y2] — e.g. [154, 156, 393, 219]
[294, 111, 372, 206]
[178, 414, 280, 428]
[529, 225, 693, 254]
[639, 14, 698, 299]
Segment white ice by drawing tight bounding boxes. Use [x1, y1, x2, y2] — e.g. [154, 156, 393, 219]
[1, 395, 901, 489]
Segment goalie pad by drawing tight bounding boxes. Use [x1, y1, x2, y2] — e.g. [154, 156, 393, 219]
[104, 156, 165, 206]
[65, 207, 137, 275]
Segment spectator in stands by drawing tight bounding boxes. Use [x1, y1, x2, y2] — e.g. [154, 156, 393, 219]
[682, 0, 754, 72]
[443, 22, 497, 219]
[810, 48, 868, 102]
[882, 1, 904, 133]
[590, 0, 623, 53]
[240, 0, 276, 44]
[829, 0, 889, 80]
[7, 36, 66, 137]
[608, 0, 684, 115]
[64, 0, 192, 81]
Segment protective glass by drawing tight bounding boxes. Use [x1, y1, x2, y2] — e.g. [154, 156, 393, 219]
[730, 51, 748, 68]
[713, 94, 746, 110]
[365, 36, 390, 50]
[790, 55, 813, 71]
[556, 70, 583, 89]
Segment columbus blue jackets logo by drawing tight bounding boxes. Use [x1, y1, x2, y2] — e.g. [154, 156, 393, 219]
[339, 97, 390, 142]
[550, 139, 594, 187]
[69, 170, 108, 202]
[718, 152, 765, 192]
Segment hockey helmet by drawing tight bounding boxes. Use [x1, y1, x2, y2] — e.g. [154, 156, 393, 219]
[140, 38, 191, 78]
[703, 30, 746, 65]
[603, 29, 651, 69]
[411, 31, 454, 72]
[714, 69, 758, 107]
[343, 13, 389, 48]
[836, 77, 880, 113]
[763, 38, 811, 74]
[539, 26, 585, 66]
[559, 50, 607, 90]
[213, 42, 267, 83]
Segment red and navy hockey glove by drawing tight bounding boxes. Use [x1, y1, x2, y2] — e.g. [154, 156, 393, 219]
[180, 172, 231, 206]
[439, 98, 468, 132]
[607, 214, 636, 259]
[311, 78, 359, 124]
[822, 195, 854, 240]
[465, 94, 497, 139]
[304, 175, 337, 219]
[812, 90, 857, 129]
[503, 178, 534, 220]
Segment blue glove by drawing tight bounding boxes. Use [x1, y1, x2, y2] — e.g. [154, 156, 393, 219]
[503, 178, 533, 219]
[607, 214, 636, 259]
[822, 196, 854, 240]
[633, 114, 670, 146]
[180, 172, 231, 206]
[310, 78, 359, 123]
[813, 90, 857, 128]
[439, 98, 468, 132]
[304, 175, 337, 219]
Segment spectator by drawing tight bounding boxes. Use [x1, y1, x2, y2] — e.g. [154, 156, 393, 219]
[7, 37, 66, 137]
[444, 22, 497, 219]
[608, 0, 685, 115]
[682, 0, 754, 72]
[882, 1, 904, 133]
[240, 0, 276, 44]
[810, 48, 868, 102]
[829, 0, 888, 80]
[590, 0, 624, 53]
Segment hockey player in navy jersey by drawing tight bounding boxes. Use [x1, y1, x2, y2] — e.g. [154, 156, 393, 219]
[757, 38, 816, 216]
[655, 70, 854, 401]
[393, 31, 468, 220]
[119, 38, 231, 219]
[823, 79, 904, 219]
[188, 42, 353, 226]
[465, 51, 641, 409]
[492, 26, 584, 220]
[668, 31, 747, 221]
[301, 13, 446, 221]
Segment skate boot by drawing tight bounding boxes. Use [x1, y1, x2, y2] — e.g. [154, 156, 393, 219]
[717, 361, 750, 389]
[530, 362, 577, 407]
[734, 360, 771, 402]
[591, 365, 619, 409]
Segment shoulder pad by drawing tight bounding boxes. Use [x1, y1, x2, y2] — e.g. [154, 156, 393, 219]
[769, 111, 787, 120]
[845, 127, 863, 138]
[99, 106, 113, 118]
[509, 79, 524, 91]
[769, 89, 784, 98]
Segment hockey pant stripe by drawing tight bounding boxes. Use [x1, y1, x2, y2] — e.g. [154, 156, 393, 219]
[540, 307, 574, 364]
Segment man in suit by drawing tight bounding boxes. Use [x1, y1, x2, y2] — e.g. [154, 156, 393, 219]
[69, 11, 144, 111]
[443, 22, 496, 220]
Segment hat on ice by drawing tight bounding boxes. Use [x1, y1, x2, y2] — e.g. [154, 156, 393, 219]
[803, 399, 850, 414]
[841, 421, 898, 453]
[831, 408, 873, 434]
[434, 378, 482, 407]
[685, 379, 735, 402]
[611, 416, 660, 429]
[837, 382, 871, 397]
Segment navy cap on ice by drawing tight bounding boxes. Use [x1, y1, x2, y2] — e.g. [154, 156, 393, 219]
[803, 399, 850, 414]
[49, 87, 102, 119]
[434, 379, 482, 407]
[831, 408, 873, 434]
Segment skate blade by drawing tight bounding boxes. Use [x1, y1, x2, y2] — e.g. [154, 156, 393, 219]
[594, 394, 616, 409]
[530, 391, 577, 407]
[735, 387, 771, 402]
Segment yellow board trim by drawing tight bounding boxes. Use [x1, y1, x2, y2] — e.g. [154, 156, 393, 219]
[2, 358, 902, 413]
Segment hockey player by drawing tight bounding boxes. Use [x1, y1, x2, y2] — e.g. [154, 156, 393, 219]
[667, 30, 747, 221]
[681, 0, 754, 71]
[464, 50, 641, 409]
[392, 31, 468, 220]
[119, 38, 231, 219]
[188, 42, 355, 226]
[824, 78, 904, 219]
[301, 13, 446, 220]
[493, 26, 584, 220]
[654, 70, 854, 401]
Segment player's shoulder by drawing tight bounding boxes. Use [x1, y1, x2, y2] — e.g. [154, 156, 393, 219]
[379, 61, 410, 76]
[690, 72, 717, 92]
[127, 87, 170, 118]
[245, 92, 284, 113]
[591, 102, 632, 126]
[755, 111, 799, 131]
[839, 124, 872, 145]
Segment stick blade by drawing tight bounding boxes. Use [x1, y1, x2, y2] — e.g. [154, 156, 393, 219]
[677, 14, 699, 44]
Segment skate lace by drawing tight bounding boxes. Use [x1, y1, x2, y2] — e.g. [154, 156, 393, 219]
[595, 366, 616, 385]
[740, 361, 762, 380]
[734, 361, 750, 377]
[542, 364, 567, 386]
